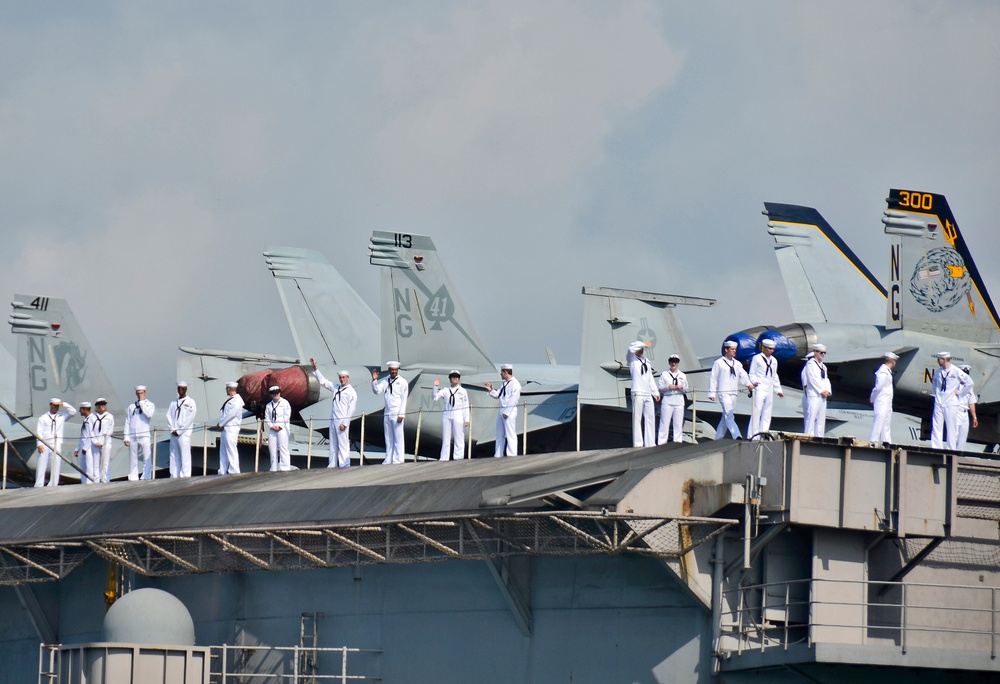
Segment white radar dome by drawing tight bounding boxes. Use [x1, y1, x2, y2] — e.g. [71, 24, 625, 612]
[103, 588, 196, 646]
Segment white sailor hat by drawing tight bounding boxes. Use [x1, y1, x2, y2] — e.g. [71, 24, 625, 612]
[448, 369, 461, 377]
[95, 397, 107, 405]
[49, 397, 62, 405]
[668, 353, 680, 362]
[723, 340, 738, 349]
[78, 401, 92, 409]
[884, 352, 899, 360]
[628, 341, 645, 353]
[500, 363, 513, 371]
[959, 364, 971, 372]
[225, 381, 239, 389]
[935, 351, 951, 359]
[176, 381, 188, 388]
[337, 370, 350, 377]
[811, 343, 826, 352]
[268, 385, 281, 392]
[387, 361, 401, 369]
[135, 385, 147, 391]
[761, 339, 776, 349]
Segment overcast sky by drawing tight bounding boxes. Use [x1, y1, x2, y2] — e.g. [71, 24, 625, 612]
[1, 1, 998, 409]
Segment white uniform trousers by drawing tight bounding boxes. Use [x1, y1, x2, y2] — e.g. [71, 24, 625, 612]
[328, 423, 351, 468]
[955, 410, 971, 451]
[34, 443, 64, 487]
[804, 397, 827, 437]
[97, 440, 113, 483]
[658, 401, 684, 444]
[869, 402, 892, 444]
[714, 394, 743, 440]
[440, 415, 465, 460]
[219, 429, 241, 474]
[128, 436, 153, 481]
[169, 433, 192, 478]
[930, 401, 958, 449]
[268, 429, 290, 471]
[382, 416, 405, 464]
[750, 391, 775, 439]
[631, 395, 656, 447]
[494, 409, 518, 457]
[82, 448, 100, 484]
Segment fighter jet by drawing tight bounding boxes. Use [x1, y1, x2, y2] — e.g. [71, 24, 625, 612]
[180, 245, 395, 466]
[366, 232, 580, 452]
[578, 286, 923, 445]
[240, 238, 579, 456]
[4, 295, 138, 483]
[725, 189, 998, 446]
[264, 231, 922, 452]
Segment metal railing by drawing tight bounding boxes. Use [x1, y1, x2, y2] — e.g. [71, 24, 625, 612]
[213, 643, 381, 683]
[2, 388, 715, 487]
[38, 643, 381, 684]
[721, 578, 1000, 658]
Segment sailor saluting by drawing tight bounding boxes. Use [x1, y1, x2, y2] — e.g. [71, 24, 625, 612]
[313, 360, 358, 468]
[626, 341, 659, 448]
[35, 398, 77, 487]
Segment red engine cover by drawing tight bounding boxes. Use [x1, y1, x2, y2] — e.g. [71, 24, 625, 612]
[238, 365, 320, 416]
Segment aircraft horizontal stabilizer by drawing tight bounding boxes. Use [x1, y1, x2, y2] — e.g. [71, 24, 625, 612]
[179, 347, 300, 364]
[822, 347, 902, 366]
[763, 203, 885, 324]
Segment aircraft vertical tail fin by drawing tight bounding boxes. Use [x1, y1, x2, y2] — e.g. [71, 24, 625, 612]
[9, 295, 121, 418]
[763, 203, 886, 324]
[264, 247, 379, 367]
[369, 231, 494, 372]
[882, 190, 999, 341]
[579, 287, 714, 407]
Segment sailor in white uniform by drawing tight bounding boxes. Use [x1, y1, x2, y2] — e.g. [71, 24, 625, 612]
[372, 362, 408, 464]
[802, 344, 832, 437]
[868, 352, 898, 446]
[74, 402, 97, 484]
[312, 359, 358, 468]
[930, 351, 966, 449]
[709, 341, 753, 440]
[35, 398, 76, 487]
[800, 352, 813, 420]
[434, 370, 470, 460]
[124, 385, 155, 480]
[265, 385, 293, 471]
[167, 381, 197, 478]
[486, 364, 521, 457]
[92, 398, 115, 482]
[748, 339, 784, 439]
[657, 354, 687, 444]
[217, 381, 245, 475]
[955, 363, 978, 451]
[626, 341, 660, 447]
